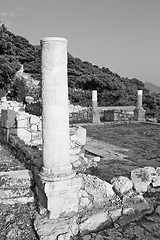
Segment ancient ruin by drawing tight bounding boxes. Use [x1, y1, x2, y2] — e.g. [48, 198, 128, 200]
[134, 90, 146, 121]
[0, 37, 160, 239]
[92, 90, 101, 123]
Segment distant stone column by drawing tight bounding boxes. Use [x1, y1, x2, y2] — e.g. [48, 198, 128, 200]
[92, 90, 100, 123]
[134, 90, 146, 121]
[137, 90, 143, 109]
[37, 37, 81, 219]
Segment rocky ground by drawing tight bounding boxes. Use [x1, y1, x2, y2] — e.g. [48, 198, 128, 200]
[0, 144, 38, 240]
[1, 122, 160, 239]
[81, 122, 160, 240]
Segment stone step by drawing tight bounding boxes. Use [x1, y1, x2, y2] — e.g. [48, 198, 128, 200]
[0, 169, 34, 204]
[0, 187, 33, 199]
[0, 170, 32, 188]
[0, 195, 34, 204]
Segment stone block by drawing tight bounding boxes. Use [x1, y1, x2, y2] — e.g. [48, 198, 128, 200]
[80, 212, 111, 235]
[131, 167, 156, 193]
[37, 175, 82, 219]
[133, 108, 146, 121]
[80, 174, 115, 205]
[16, 114, 30, 129]
[0, 196, 34, 204]
[16, 128, 32, 143]
[108, 208, 122, 222]
[31, 124, 38, 132]
[37, 120, 42, 131]
[0, 187, 32, 199]
[76, 126, 86, 146]
[152, 167, 160, 187]
[0, 170, 32, 188]
[30, 114, 40, 125]
[111, 176, 133, 195]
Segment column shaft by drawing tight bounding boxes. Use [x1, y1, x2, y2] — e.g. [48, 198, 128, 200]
[41, 37, 73, 178]
[137, 90, 143, 109]
[92, 90, 100, 123]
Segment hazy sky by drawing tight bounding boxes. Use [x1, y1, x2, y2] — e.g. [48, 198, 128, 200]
[1, 0, 160, 86]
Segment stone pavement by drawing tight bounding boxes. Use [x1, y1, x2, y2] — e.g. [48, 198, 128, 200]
[85, 137, 129, 159]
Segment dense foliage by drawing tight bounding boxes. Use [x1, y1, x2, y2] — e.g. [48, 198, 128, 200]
[0, 24, 160, 114]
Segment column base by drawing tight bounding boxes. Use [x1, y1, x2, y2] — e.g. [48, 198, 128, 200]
[134, 108, 146, 121]
[37, 174, 82, 219]
[39, 166, 75, 182]
[92, 115, 101, 124]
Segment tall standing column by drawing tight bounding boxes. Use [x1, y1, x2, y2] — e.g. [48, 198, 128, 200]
[37, 37, 81, 219]
[40, 37, 74, 180]
[134, 90, 146, 121]
[92, 90, 100, 123]
[137, 90, 143, 109]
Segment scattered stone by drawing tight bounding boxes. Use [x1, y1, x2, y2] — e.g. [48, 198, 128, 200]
[80, 212, 111, 235]
[152, 167, 160, 187]
[111, 176, 133, 195]
[80, 174, 115, 205]
[82, 234, 92, 240]
[155, 205, 160, 215]
[108, 208, 122, 222]
[93, 156, 101, 162]
[131, 167, 156, 193]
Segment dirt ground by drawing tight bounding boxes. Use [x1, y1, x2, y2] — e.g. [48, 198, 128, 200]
[84, 122, 160, 182]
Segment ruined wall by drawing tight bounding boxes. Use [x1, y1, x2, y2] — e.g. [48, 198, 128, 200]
[104, 109, 134, 121]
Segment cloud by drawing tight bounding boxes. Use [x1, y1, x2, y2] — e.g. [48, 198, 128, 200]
[1, 12, 14, 17]
[16, 7, 25, 11]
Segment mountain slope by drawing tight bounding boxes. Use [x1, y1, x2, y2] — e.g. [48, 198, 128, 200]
[145, 82, 160, 93]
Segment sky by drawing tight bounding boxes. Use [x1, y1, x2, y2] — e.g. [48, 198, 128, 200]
[1, 0, 160, 86]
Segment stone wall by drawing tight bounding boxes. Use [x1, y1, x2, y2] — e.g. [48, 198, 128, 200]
[104, 109, 134, 121]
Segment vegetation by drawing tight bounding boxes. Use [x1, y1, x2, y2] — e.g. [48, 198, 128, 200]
[0, 24, 160, 114]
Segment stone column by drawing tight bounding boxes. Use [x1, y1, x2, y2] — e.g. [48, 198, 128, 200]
[40, 37, 74, 179]
[92, 90, 100, 123]
[137, 90, 143, 109]
[134, 90, 146, 121]
[37, 37, 81, 219]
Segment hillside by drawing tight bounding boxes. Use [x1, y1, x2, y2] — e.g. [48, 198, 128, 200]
[145, 82, 160, 93]
[0, 24, 159, 112]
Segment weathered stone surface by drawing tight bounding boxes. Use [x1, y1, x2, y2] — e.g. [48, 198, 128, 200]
[152, 167, 160, 187]
[80, 174, 115, 206]
[0, 170, 32, 188]
[123, 222, 154, 239]
[93, 156, 101, 162]
[30, 114, 40, 125]
[111, 176, 133, 195]
[16, 128, 32, 144]
[108, 208, 122, 222]
[101, 228, 125, 240]
[76, 126, 86, 146]
[80, 212, 111, 235]
[131, 167, 156, 193]
[39, 175, 82, 219]
[34, 215, 78, 240]
[79, 189, 91, 208]
[155, 205, 160, 215]
[0, 187, 32, 199]
[142, 221, 160, 237]
[0, 196, 34, 204]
